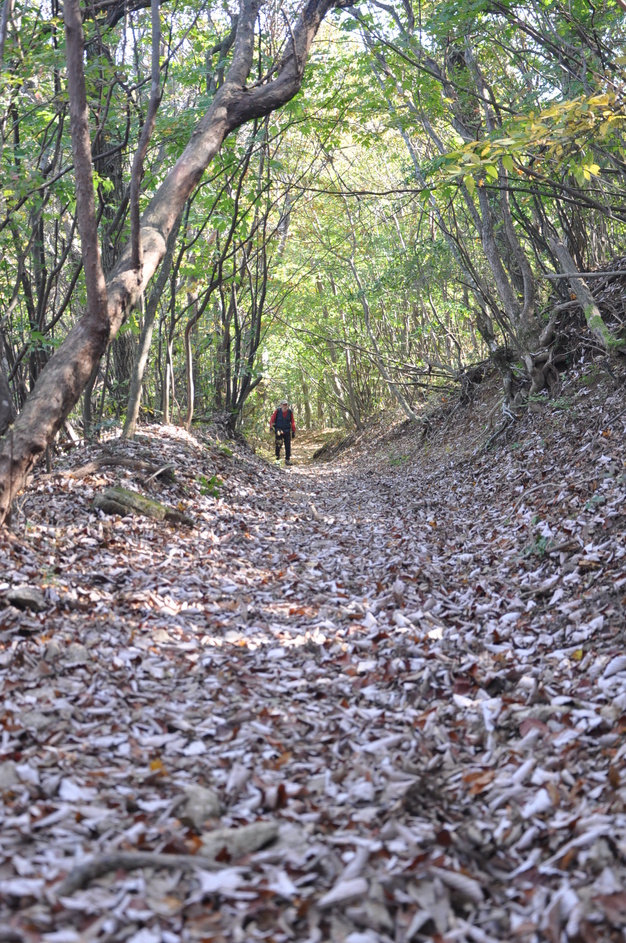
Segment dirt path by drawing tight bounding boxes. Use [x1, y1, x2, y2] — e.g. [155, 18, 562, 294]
[255, 428, 344, 468]
[1, 388, 626, 941]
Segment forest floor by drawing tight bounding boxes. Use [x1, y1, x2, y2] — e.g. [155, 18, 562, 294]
[1, 358, 626, 943]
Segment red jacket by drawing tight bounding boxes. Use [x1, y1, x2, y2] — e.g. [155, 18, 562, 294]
[270, 407, 296, 434]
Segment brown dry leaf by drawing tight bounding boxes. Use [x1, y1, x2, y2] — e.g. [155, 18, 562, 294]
[1, 362, 626, 942]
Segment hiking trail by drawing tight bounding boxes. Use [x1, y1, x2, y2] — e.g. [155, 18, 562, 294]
[1, 362, 626, 942]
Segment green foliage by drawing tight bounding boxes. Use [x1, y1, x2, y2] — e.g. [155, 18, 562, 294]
[524, 534, 548, 558]
[197, 474, 224, 498]
[1, 0, 624, 442]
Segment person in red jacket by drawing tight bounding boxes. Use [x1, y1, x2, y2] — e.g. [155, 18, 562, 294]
[269, 399, 296, 465]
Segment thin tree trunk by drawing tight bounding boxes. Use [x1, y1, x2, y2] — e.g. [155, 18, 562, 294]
[123, 214, 182, 438]
[163, 337, 173, 426]
[333, 280, 362, 431]
[315, 276, 352, 426]
[82, 363, 98, 437]
[302, 379, 312, 430]
[69, 0, 110, 442]
[184, 291, 198, 430]
[64, 0, 108, 340]
[96, 345, 112, 429]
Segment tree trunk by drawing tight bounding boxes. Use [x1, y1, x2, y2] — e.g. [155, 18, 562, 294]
[0, 0, 352, 524]
[315, 277, 352, 427]
[548, 236, 619, 352]
[0, 0, 14, 72]
[0, 358, 15, 437]
[316, 387, 324, 425]
[334, 283, 362, 431]
[82, 362, 98, 437]
[184, 290, 198, 430]
[302, 379, 312, 430]
[111, 331, 136, 416]
[123, 214, 182, 439]
[163, 336, 174, 426]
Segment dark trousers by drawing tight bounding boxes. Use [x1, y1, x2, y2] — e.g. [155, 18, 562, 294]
[275, 430, 291, 460]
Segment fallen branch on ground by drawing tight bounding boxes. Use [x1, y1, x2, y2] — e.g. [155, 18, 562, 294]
[55, 820, 279, 897]
[55, 851, 223, 897]
[511, 481, 562, 511]
[69, 455, 176, 482]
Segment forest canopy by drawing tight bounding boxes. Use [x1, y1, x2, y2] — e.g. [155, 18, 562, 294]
[0, 0, 625, 517]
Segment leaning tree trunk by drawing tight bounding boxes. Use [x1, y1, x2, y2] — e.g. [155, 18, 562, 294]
[0, 0, 353, 525]
[548, 236, 620, 352]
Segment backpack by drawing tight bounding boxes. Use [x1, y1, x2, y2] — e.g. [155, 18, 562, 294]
[274, 408, 293, 432]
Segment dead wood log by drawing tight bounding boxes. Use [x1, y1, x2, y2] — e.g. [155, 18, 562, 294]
[70, 455, 176, 481]
[92, 486, 192, 525]
[55, 851, 222, 898]
[62, 420, 81, 447]
[548, 237, 625, 353]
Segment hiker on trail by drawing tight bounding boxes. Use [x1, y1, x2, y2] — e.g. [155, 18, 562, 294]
[270, 399, 296, 466]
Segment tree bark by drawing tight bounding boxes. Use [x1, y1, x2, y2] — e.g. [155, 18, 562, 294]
[548, 236, 619, 352]
[184, 289, 199, 430]
[123, 214, 182, 438]
[0, 0, 13, 74]
[0, 0, 353, 524]
[0, 0, 109, 499]
[163, 335, 174, 425]
[64, 0, 109, 340]
[301, 378, 312, 430]
[0, 357, 15, 437]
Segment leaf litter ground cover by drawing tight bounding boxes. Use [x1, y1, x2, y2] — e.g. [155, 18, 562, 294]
[1, 364, 626, 943]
